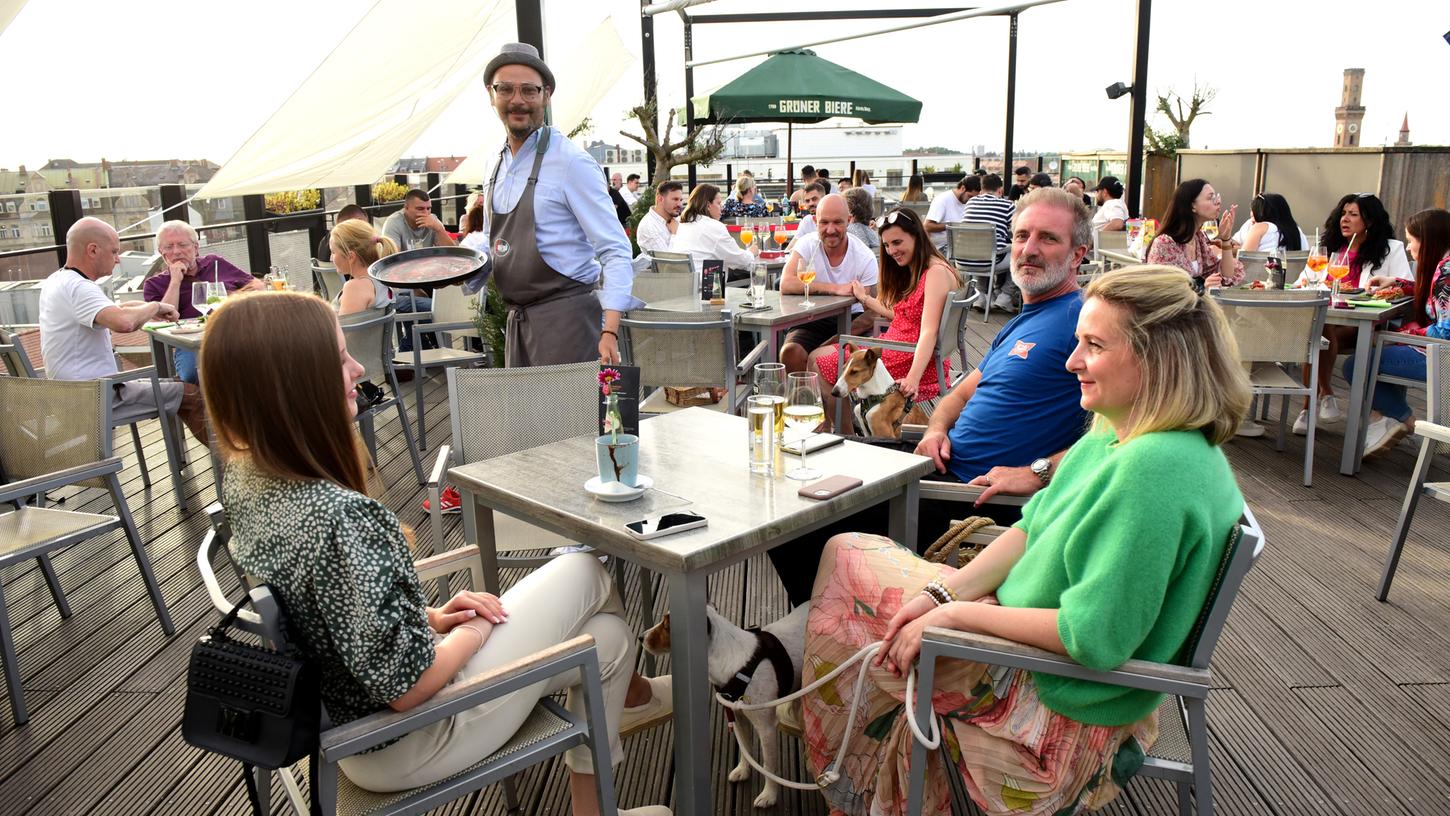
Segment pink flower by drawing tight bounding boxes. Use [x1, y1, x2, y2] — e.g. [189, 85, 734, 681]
[598, 367, 621, 393]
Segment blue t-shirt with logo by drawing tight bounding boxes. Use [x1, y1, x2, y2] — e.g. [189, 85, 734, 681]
[946, 289, 1090, 483]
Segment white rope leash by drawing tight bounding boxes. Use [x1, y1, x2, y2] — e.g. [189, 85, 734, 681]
[713, 640, 941, 791]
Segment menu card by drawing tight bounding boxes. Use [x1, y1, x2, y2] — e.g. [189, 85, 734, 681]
[699, 259, 725, 301]
[600, 364, 640, 436]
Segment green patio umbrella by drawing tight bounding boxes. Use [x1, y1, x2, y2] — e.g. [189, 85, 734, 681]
[684, 49, 922, 190]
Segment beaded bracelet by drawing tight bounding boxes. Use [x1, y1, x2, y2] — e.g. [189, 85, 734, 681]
[920, 580, 953, 607]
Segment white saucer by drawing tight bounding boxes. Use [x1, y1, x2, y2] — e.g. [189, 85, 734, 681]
[584, 474, 653, 502]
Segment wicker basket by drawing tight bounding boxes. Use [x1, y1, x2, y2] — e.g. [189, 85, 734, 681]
[664, 386, 723, 407]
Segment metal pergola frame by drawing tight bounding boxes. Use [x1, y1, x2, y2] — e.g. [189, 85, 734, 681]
[634, 0, 1154, 216]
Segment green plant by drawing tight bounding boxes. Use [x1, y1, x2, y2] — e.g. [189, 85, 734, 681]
[920, 165, 936, 174]
[372, 181, 408, 204]
[263, 189, 321, 214]
[470, 282, 508, 367]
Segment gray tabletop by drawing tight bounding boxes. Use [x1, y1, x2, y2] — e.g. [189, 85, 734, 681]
[648, 287, 855, 330]
[448, 407, 934, 574]
[145, 323, 205, 354]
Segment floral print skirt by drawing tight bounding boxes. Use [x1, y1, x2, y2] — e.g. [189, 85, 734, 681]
[802, 533, 1158, 816]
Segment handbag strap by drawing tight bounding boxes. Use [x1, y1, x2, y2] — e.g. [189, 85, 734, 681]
[240, 757, 322, 816]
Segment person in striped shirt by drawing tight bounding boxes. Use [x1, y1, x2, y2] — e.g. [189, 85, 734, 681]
[962, 173, 1019, 311]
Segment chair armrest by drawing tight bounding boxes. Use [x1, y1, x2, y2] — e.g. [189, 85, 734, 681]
[920, 627, 1211, 699]
[735, 339, 768, 376]
[839, 334, 916, 354]
[900, 424, 927, 441]
[428, 445, 451, 488]
[320, 634, 597, 761]
[0, 457, 123, 503]
[1415, 421, 1450, 446]
[919, 480, 1030, 506]
[99, 365, 159, 384]
[413, 544, 484, 583]
[1375, 331, 1450, 350]
[412, 320, 478, 337]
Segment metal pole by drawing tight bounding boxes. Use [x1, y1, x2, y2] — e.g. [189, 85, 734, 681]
[787, 122, 794, 197]
[48, 190, 84, 267]
[158, 184, 189, 224]
[1125, 0, 1152, 217]
[516, 0, 545, 54]
[683, 13, 698, 189]
[242, 194, 271, 275]
[641, 0, 659, 183]
[1003, 12, 1018, 182]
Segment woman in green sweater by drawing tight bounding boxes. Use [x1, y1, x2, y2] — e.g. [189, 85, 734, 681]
[799, 265, 1250, 816]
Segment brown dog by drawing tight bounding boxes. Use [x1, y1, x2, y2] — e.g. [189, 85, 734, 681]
[829, 344, 928, 437]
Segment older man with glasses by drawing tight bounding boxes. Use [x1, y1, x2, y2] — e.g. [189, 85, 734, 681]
[143, 220, 262, 383]
[470, 42, 640, 368]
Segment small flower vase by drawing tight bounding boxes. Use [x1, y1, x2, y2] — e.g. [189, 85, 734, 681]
[596, 393, 638, 486]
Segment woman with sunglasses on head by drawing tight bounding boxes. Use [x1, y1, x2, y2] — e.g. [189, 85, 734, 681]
[809, 207, 961, 426]
[1234, 192, 1307, 254]
[1146, 179, 1245, 291]
[1290, 193, 1414, 434]
[203, 293, 673, 816]
[1341, 208, 1450, 456]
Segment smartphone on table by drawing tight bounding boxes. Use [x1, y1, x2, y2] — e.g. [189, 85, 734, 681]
[797, 475, 863, 501]
[625, 512, 708, 540]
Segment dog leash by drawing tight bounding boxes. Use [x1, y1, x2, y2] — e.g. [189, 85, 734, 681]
[713, 640, 941, 791]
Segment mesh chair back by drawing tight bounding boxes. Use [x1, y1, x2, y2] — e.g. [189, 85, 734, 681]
[621, 309, 733, 389]
[340, 308, 396, 384]
[446, 362, 600, 465]
[1182, 509, 1265, 669]
[649, 254, 694, 276]
[1095, 229, 1129, 254]
[0, 376, 108, 486]
[0, 327, 40, 377]
[1430, 344, 1449, 456]
[313, 262, 345, 302]
[948, 223, 995, 265]
[1214, 291, 1328, 365]
[937, 285, 975, 374]
[198, 237, 252, 274]
[269, 230, 313, 292]
[1237, 252, 1270, 283]
[1283, 250, 1310, 266]
[432, 283, 480, 327]
[633, 270, 696, 304]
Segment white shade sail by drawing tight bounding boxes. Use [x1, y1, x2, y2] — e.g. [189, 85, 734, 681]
[196, 0, 513, 199]
[444, 17, 634, 186]
[0, 0, 28, 39]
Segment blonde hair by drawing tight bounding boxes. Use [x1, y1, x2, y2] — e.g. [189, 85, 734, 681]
[735, 174, 755, 199]
[330, 219, 398, 269]
[1083, 265, 1250, 446]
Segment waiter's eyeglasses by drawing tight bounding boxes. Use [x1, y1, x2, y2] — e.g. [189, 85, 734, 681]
[490, 82, 545, 101]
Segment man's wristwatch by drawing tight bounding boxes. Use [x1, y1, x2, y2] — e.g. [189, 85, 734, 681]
[1030, 457, 1052, 486]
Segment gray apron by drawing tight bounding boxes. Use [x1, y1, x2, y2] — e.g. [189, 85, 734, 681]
[487, 127, 602, 368]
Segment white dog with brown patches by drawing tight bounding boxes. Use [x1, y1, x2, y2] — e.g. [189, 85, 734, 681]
[643, 603, 810, 808]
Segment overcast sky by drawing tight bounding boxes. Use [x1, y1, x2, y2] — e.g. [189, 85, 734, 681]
[3, 0, 1447, 171]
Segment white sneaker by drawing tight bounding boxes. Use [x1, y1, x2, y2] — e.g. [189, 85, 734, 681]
[1235, 419, 1267, 438]
[621, 807, 673, 816]
[1318, 395, 1343, 423]
[992, 292, 1017, 312]
[1363, 416, 1409, 458]
[1292, 409, 1311, 436]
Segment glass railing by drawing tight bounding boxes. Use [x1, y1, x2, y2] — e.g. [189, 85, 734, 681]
[0, 192, 62, 282]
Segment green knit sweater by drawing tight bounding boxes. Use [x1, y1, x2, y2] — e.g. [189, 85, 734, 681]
[996, 428, 1244, 726]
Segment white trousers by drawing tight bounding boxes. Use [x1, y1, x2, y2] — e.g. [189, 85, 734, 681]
[339, 553, 635, 792]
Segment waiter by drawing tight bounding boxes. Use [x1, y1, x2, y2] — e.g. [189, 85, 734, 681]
[482, 42, 640, 367]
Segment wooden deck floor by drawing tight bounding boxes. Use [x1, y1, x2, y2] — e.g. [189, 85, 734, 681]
[3, 312, 1450, 816]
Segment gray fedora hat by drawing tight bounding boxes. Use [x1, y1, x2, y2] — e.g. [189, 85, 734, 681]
[484, 42, 556, 91]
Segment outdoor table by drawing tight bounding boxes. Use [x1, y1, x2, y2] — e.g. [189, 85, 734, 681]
[1326, 299, 1410, 475]
[448, 407, 935, 816]
[648, 287, 855, 364]
[144, 321, 220, 494]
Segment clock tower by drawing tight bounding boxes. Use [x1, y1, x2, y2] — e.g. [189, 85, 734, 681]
[1334, 68, 1366, 148]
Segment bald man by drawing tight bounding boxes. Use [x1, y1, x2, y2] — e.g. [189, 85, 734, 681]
[778, 194, 879, 373]
[38, 217, 209, 443]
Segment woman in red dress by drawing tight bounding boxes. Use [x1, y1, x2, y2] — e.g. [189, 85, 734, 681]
[811, 207, 961, 425]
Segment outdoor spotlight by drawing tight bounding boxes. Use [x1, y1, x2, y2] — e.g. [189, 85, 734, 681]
[1105, 82, 1132, 100]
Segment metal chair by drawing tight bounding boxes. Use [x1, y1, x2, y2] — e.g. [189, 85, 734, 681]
[1214, 289, 1330, 486]
[312, 261, 345, 302]
[1093, 228, 1129, 266]
[631, 268, 697, 304]
[196, 505, 619, 816]
[1374, 334, 1449, 600]
[647, 252, 693, 276]
[0, 371, 176, 725]
[619, 309, 764, 416]
[908, 507, 1267, 816]
[340, 308, 426, 485]
[392, 284, 489, 451]
[947, 223, 1003, 323]
[1237, 251, 1272, 283]
[0, 326, 190, 509]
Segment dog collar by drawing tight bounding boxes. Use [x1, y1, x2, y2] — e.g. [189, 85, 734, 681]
[717, 628, 796, 704]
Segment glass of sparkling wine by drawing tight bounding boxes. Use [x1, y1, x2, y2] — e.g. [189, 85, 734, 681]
[192, 282, 214, 319]
[784, 372, 825, 481]
[747, 396, 779, 475]
[798, 264, 817, 307]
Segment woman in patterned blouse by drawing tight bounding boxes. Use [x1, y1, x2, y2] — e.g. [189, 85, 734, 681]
[201, 293, 671, 816]
[1146, 179, 1245, 291]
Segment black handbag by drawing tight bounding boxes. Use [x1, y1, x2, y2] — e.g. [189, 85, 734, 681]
[184, 590, 321, 814]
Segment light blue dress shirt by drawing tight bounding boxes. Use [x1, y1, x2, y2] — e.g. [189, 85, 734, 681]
[486, 127, 641, 312]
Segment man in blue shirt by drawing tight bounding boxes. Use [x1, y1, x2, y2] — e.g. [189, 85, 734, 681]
[768, 188, 1094, 606]
[480, 43, 640, 367]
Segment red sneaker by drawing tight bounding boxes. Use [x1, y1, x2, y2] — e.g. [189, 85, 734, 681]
[422, 486, 461, 514]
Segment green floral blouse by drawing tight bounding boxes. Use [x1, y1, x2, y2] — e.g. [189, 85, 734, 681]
[222, 460, 436, 729]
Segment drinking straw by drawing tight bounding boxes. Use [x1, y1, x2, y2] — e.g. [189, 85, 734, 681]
[1313, 227, 1319, 251]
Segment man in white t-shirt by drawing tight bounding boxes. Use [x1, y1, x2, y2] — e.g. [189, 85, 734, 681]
[1091, 176, 1129, 232]
[925, 177, 970, 251]
[38, 217, 209, 443]
[779, 194, 879, 373]
[635, 180, 684, 254]
[620, 173, 641, 208]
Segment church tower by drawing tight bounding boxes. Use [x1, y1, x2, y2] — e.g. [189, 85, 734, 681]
[1395, 114, 1412, 147]
[1334, 68, 1366, 147]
